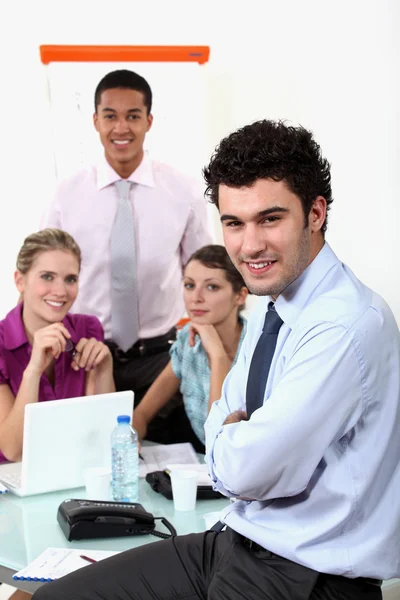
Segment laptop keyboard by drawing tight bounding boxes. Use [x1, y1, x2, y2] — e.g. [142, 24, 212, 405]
[0, 462, 22, 489]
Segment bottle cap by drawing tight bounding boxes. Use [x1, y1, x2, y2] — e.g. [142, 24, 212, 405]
[117, 415, 130, 424]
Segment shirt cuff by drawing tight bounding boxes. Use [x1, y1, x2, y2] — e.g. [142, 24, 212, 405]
[205, 403, 237, 498]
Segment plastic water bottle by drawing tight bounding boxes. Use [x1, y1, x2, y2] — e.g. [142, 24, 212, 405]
[111, 415, 139, 503]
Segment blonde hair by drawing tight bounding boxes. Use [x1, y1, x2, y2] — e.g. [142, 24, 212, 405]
[16, 229, 81, 274]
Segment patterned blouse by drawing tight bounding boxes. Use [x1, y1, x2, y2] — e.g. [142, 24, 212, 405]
[170, 317, 247, 444]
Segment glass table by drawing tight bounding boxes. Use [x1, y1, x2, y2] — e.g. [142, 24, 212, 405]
[1, 482, 399, 598]
[0, 479, 228, 593]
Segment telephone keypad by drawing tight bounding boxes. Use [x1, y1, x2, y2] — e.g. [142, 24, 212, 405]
[76, 499, 143, 510]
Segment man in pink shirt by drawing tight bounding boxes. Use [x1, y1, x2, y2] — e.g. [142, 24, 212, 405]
[41, 69, 210, 448]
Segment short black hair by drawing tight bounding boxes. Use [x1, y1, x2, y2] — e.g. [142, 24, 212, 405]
[94, 69, 152, 114]
[185, 244, 247, 295]
[203, 119, 333, 233]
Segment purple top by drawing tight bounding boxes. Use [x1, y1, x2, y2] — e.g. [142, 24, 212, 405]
[0, 303, 104, 462]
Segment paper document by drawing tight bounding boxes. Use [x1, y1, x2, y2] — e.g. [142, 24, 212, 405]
[139, 443, 199, 477]
[0, 482, 8, 494]
[13, 547, 119, 581]
[166, 463, 212, 486]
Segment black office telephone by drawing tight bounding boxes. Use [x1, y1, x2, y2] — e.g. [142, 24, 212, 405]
[57, 499, 177, 541]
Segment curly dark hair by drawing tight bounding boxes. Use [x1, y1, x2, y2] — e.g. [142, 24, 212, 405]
[203, 120, 333, 233]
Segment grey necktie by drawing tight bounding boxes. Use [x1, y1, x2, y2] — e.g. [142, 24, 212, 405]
[110, 180, 139, 352]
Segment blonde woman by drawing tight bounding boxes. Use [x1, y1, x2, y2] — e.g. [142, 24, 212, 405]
[0, 229, 114, 464]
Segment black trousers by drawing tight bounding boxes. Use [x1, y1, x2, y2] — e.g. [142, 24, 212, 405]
[109, 339, 205, 453]
[31, 528, 382, 600]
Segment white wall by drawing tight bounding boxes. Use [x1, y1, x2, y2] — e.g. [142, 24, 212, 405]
[0, 0, 398, 322]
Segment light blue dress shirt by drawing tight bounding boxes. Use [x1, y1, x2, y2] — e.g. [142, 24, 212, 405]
[170, 317, 247, 444]
[205, 243, 400, 579]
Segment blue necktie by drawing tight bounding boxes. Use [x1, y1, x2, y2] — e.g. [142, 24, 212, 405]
[246, 303, 283, 417]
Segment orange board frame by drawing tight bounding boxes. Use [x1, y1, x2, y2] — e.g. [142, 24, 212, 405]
[40, 45, 210, 65]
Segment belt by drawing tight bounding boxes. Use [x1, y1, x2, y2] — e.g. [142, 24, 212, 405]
[242, 538, 382, 587]
[107, 328, 176, 361]
[242, 537, 267, 552]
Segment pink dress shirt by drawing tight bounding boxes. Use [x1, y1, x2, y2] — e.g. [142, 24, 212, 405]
[41, 153, 211, 340]
[0, 304, 104, 463]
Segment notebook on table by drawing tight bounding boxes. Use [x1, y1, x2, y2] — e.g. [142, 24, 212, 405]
[0, 390, 134, 497]
[13, 547, 119, 582]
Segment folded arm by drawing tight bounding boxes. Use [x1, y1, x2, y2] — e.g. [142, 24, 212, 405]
[206, 322, 363, 500]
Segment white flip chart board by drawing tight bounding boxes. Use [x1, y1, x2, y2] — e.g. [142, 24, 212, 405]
[45, 61, 209, 183]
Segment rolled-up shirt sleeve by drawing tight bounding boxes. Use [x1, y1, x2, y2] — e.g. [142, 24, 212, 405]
[206, 322, 364, 501]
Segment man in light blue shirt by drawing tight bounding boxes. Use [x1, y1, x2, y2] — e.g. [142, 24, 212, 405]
[33, 121, 399, 600]
[206, 225, 400, 579]
[203, 120, 400, 594]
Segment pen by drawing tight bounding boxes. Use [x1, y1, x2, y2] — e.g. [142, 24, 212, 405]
[139, 452, 144, 460]
[80, 554, 97, 564]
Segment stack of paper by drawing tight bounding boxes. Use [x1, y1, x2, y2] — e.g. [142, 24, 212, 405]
[139, 442, 200, 477]
[13, 547, 119, 582]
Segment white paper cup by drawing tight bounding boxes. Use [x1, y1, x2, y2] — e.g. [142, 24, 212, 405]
[170, 469, 198, 511]
[83, 466, 111, 501]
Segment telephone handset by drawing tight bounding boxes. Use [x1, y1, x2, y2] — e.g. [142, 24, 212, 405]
[57, 499, 177, 541]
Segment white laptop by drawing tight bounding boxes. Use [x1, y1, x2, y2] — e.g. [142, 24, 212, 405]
[0, 390, 134, 497]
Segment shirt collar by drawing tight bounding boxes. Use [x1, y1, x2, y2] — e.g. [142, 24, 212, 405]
[3, 303, 29, 350]
[3, 304, 79, 351]
[274, 242, 339, 330]
[96, 152, 156, 191]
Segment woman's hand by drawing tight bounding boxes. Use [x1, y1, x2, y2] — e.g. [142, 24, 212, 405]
[27, 323, 71, 375]
[72, 338, 113, 373]
[188, 322, 227, 361]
